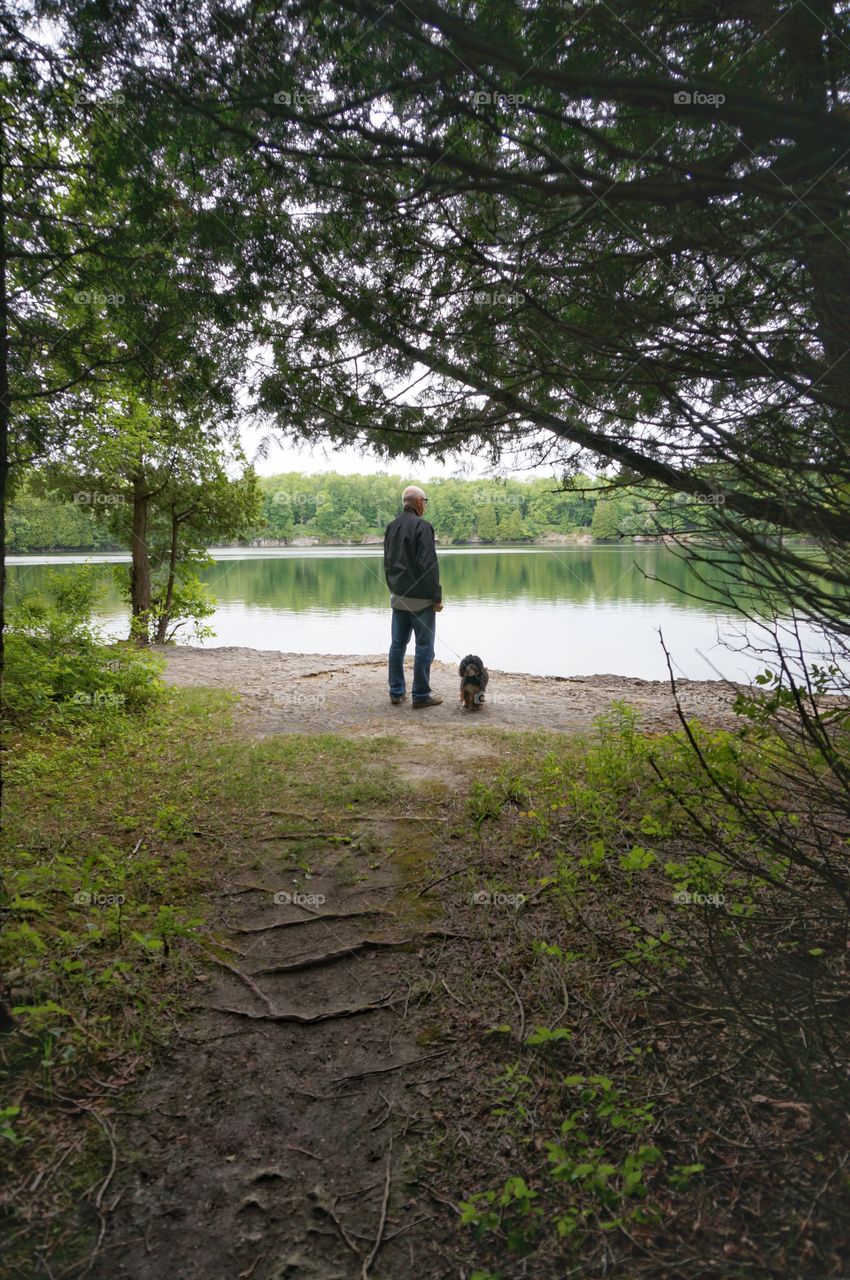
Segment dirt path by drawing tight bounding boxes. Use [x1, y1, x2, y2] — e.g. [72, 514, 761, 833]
[91, 867, 454, 1280]
[87, 742, 491, 1280]
[156, 646, 744, 740]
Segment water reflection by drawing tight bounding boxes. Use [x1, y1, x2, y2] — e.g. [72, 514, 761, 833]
[6, 546, 836, 681]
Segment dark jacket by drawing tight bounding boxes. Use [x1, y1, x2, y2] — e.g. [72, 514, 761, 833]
[383, 507, 442, 603]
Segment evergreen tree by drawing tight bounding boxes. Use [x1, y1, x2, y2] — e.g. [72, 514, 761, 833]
[477, 503, 497, 542]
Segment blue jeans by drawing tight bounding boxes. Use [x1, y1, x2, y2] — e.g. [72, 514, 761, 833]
[388, 607, 436, 703]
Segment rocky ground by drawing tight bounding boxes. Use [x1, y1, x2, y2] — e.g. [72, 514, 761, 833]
[156, 646, 745, 740]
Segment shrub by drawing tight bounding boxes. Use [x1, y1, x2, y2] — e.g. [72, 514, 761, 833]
[3, 568, 163, 725]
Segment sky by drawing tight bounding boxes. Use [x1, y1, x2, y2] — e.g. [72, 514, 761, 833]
[239, 423, 527, 481]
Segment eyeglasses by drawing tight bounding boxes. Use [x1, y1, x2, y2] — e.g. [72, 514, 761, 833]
[423, 497, 428, 503]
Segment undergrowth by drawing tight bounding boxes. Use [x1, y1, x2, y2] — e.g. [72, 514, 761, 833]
[438, 705, 850, 1279]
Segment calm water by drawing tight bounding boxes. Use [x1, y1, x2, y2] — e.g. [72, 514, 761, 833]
[5, 544, 832, 681]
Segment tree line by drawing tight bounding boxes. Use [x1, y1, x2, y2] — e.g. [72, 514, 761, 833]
[7, 469, 709, 552]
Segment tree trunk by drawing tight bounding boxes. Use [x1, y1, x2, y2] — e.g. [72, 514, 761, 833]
[129, 473, 152, 643]
[0, 116, 15, 1034]
[0, 121, 9, 750]
[155, 507, 180, 643]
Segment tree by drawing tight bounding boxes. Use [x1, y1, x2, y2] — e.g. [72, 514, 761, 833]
[264, 491, 296, 543]
[117, 0, 850, 636]
[428, 480, 475, 543]
[1, 0, 266, 675]
[42, 392, 251, 642]
[148, 462, 261, 644]
[477, 503, 497, 543]
[590, 498, 623, 541]
[498, 507, 527, 543]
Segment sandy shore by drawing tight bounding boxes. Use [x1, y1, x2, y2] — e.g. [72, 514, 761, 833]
[156, 646, 746, 739]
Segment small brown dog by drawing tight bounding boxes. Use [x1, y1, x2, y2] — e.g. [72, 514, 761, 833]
[458, 655, 489, 711]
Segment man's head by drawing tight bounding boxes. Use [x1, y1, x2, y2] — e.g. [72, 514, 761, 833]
[402, 485, 428, 517]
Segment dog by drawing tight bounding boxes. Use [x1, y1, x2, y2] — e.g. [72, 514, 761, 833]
[459, 654, 489, 711]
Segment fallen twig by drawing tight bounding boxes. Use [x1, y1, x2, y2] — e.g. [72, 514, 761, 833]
[414, 856, 499, 897]
[331, 1048, 451, 1084]
[203, 954, 275, 1015]
[238, 1251, 267, 1279]
[496, 970, 526, 1043]
[440, 976, 466, 1006]
[362, 1137, 393, 1279]
[312, 1190, 362, 1258]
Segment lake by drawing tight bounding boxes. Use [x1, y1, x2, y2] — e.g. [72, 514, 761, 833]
[5, 544, 832, 682]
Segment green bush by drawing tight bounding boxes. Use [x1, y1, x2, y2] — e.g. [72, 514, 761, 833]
[3, 568, 164, 724]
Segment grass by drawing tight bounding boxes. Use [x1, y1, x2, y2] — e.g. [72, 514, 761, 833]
[419, 710, 850, 1278]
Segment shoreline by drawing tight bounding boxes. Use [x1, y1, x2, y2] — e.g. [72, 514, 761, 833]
[7, 533, 820, 560]
[5, 537, 628, 559]
[156, 645, 747, 738]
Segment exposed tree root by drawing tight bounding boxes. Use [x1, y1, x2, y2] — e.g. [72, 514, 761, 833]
[206, 994, 399, 1024]
[251, 936, 417, 975]
[230, 908, 396, 934]
[250, 928, 473, 976]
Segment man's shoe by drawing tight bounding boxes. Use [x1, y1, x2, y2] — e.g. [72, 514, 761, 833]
[390, 694, 407, 705]
[412, 696, 443, 709]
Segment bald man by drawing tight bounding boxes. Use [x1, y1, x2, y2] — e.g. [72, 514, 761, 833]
[383, 485, 444, 708]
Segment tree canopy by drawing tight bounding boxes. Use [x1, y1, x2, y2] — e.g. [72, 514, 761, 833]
[5, 0, 850, 634]
[85, 0, 847, 627]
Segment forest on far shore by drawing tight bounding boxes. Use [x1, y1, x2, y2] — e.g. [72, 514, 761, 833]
[7, 469, 704, 553]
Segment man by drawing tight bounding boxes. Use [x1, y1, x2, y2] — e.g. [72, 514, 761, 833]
[383, 485, 444, 709]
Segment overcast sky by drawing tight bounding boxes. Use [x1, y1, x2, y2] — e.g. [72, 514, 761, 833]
[240, 423, 525, 481]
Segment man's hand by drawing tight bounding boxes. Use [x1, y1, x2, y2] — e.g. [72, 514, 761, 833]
[433, 601, 444, 612]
